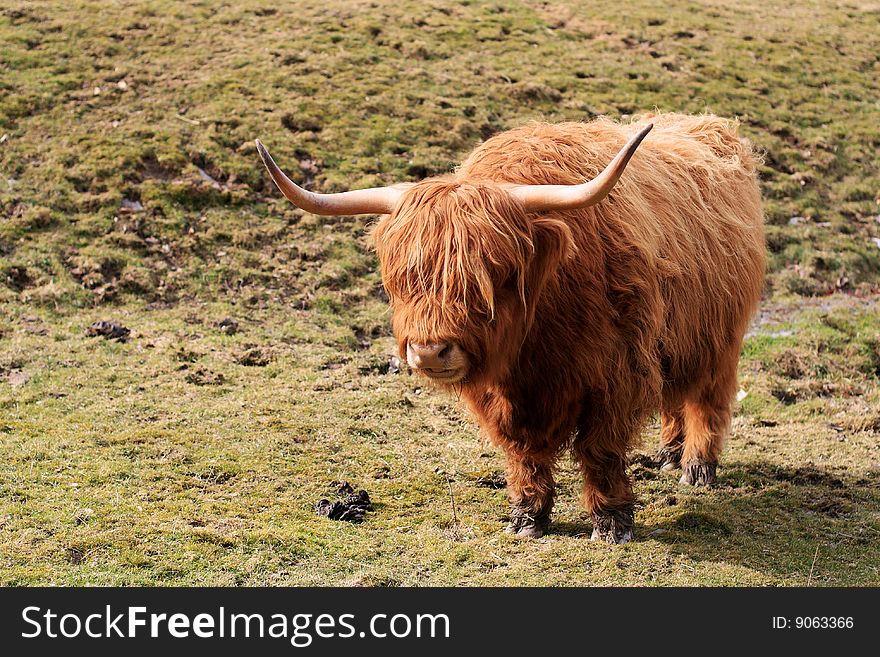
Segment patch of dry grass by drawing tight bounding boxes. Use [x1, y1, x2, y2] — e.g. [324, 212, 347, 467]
[1, 0, 878, 585]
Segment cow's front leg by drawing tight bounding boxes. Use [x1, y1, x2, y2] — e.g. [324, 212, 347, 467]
[574, 407, 639, 544]
[503, 449, 555, 538]
[465, 386, 577, 539]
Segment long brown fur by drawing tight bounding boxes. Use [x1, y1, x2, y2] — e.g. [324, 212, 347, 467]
[373, 112, 765, 538]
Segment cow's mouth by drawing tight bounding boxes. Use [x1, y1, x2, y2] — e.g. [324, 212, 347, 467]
[418, 367, 467, 383]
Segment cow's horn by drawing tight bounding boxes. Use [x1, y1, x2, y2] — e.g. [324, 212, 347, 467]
[509, 123, 653, 212]
[255, 139, 408, 215]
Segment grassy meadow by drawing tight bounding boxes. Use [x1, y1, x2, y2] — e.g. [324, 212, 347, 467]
[1, 0, 879, 585]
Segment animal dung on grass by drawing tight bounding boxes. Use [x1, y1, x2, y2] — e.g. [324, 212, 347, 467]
[214, 317, 239, 335]
[259, 112, 765, 544]
[85, 320, 130, 342]
[315, 482, 373, 523]
[234, 345, 272, 367]
[183, 366, 226, 386]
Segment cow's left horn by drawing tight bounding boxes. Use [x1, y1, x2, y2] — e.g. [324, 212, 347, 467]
[509, 123, 653, 212]
[255, 139, 409, 215]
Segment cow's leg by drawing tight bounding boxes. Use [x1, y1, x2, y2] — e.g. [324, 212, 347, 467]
[502, 447, 556, 538]
[656, 406, 685, 471]
[679, 399, 728, 486]
[464, 387, 576, 538]
[679, 347, 738, 486]
[574, 409, 638, 544]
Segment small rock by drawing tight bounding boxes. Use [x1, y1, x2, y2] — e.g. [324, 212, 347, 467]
[120, 198, 144, 213]
[736, 389, 748, 402]
[6, 370, 30, 387]
[388, 356, 401, 374]
[299, 159, 320, 176]
[197, 167, 222, 189]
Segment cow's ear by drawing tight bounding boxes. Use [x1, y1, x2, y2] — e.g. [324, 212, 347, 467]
[529, 216, 575, 289]
[520, 217, 574, 330]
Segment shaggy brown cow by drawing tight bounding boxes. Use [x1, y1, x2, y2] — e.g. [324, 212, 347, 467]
[256, 112, 765, 543]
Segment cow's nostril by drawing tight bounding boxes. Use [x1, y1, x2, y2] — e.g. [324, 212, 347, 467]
[407, 341, 455, 369]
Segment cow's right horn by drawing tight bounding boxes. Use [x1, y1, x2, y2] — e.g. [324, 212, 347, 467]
[509, 123, 652, 212]
[255, 140, 410, 215]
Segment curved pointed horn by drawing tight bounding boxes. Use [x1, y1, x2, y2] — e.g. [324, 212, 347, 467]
[255, 140, 407, 215]
[509, 123, 653, 212]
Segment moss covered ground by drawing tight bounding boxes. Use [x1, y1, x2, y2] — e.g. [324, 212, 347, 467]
[1, 0, 878, 585]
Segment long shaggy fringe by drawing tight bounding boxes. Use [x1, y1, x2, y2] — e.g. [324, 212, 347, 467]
[375, 182, 534, 328]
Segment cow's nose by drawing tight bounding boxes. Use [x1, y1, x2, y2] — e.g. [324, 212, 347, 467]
[406, 342, 451, 370]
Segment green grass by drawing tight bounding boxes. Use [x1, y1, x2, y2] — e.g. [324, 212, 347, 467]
[1, 0, 879, 586]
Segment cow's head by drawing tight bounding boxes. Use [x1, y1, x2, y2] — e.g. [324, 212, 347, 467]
[255, 124, 650, 385]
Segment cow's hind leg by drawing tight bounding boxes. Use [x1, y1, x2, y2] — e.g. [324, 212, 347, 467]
[503, 448, 555, 538]
[656, 405, 685, 471]
[679, 348, 739, 486]
[574, 408, 638, 544]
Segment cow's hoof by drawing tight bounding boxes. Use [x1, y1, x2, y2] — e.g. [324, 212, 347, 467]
[505, 505, 551, 538]
[590, 508, 634, 544]
[680, 459, 717, 486]
[655, 445, 681, 472]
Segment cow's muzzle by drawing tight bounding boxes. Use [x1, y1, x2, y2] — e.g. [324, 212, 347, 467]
[406, 342, 469, 382]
